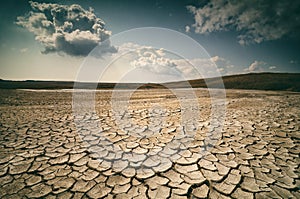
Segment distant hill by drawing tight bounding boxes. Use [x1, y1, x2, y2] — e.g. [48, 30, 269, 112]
[0, 73, 299, 92]
[166, 73, 300, 92]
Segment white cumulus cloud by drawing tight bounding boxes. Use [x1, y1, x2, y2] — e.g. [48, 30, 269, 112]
[16, 1, 116, 56]
[111, 43, 225, 81]
[130, 47, 178, 76]
[185, 25, 190, 33]
[187, 0, 300, 45]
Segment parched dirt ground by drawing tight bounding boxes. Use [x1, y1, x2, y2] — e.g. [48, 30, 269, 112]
[0, 88, 299, 199]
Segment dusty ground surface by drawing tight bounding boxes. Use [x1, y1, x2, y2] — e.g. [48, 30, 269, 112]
[0, 88, 299, 198]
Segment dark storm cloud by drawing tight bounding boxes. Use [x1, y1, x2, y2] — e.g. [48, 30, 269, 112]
[16, 1, 116, 56]
[187, 0, 300, 45]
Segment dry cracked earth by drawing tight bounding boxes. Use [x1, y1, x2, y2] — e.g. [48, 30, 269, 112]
[0, 88, 299, 199]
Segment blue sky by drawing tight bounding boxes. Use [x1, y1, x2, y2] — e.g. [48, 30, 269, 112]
[0, 0, 299, 82]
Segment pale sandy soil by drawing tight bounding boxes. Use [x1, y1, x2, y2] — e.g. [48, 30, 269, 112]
[0, 88, 299, 198]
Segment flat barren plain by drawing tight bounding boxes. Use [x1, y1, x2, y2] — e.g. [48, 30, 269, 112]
[0, 88, 299, 198]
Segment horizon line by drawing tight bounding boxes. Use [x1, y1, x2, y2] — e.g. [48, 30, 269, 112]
[1, 72, 299, 84]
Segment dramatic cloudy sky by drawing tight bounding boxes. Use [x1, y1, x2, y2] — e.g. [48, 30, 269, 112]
[0, 0, 299, 82]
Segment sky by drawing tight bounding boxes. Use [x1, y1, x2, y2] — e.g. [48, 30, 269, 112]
[0, 0, 299, 82]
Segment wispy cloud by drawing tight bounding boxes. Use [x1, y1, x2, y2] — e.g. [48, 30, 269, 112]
[187, 0, 300, 45]
[245, 60, 278, 72]
[16, 1, 116, 56]
[20, 48, 28, 53]
[290, 60, 298, 64]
